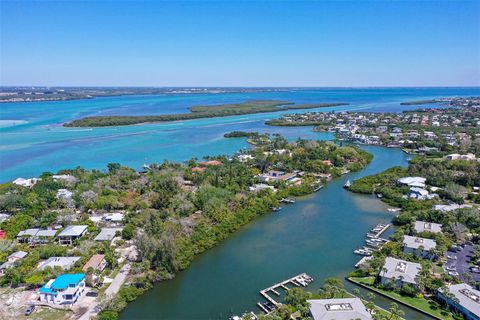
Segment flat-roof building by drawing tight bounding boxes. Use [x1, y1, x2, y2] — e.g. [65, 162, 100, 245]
[437, 283, 480, 320]
[308, 298, 372, 320]
[380, 257, 421, 287]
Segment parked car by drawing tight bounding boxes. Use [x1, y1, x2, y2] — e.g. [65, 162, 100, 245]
[24, 305, 35, 316]
[86, 291, 98, 297]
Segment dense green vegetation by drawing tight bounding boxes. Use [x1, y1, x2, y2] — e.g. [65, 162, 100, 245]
[0, 134, 372, 319]
[64, 100, 347, 127]
[346, 156, 480, 320]
[259, 278, 405, 320]
[224, 131, 261, 138]
[399, 99, 439, 105]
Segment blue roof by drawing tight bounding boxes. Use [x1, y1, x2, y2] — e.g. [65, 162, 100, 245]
[39, 273, 85, 294]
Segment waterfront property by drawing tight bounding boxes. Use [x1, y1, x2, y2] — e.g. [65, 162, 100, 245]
[437, 283, 480, 320]
[414, 221, 442, 234]
[307, 298, 372, 320]
[397, 177, 426, 188]
[402, 235, 437, 258]
[379, 257, 421, 288]
[57, 225, 88, 245]
[39, 273, 86, 305]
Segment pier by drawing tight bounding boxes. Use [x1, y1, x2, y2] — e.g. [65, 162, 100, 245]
[257, 273, 313, 312]
[366, 223, 390, 238]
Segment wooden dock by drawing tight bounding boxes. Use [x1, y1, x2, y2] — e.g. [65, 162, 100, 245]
[258, 273, 313, 312]
[366, 223, 390, 238]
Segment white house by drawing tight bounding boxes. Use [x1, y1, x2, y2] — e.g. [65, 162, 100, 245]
[12, 177, 40, 188]
[39, 257, 80, 271]
[249, 183, 276, 193]
[380, 257, 421, 287]
[397, 176, 426, 188]
[403, 235, 437, 258]
[445, 153, 476, 161]
[409, 187, 436, 200]
[308, 298, 372, 320]
[94, 228, 122, 242]
[39, 273, 85, 305]
[57, 225, 88, 245]
[433, 204, 471, 212]
[0, 251, 28, 275]
[437, 283, 480, 320]
[414, 221, 442, 234]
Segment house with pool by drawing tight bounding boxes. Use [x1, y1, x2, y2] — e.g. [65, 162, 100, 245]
[39, 273, 86, 305]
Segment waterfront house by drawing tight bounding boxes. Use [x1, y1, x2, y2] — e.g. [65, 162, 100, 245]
[94, 227, 122, 242]
[237, 154, 254, 162]
[249, 183, 276, 193]
[380, 257, 421, 287]
[57, 225, 88, 245]
[397, 176, 426, 188]
[39, 273, 86, 305]
[307, 298, 372, 320]
[437, 283, 480, 320]
[433, 203, 471, 212]
[445, 153, 477, 161]
[409, 187, 434, 200]
[0, 251, 28, 275]
[403, 235, 437, 258]
[414, 221, 442, 234]
[39, 256, 80, 271]
[258, 170, 298, 184]
[12, 177, 40, 188]
[52, 174, 78, 184]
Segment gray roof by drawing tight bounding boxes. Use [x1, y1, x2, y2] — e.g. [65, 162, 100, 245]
[94, 228, 122, 241]
[39, 256, 80, 270]
[414, 221, 442, 233]
[17, 228, 40, 237]
[380, 257, 421, 285]
[35, 229, 58, 237]
[439, 283, 480, 318]
[308, 298, 372, 320]
[8, 251, 28, 260]
[403, 235, 437, 251]
[58, 225, 88, 237]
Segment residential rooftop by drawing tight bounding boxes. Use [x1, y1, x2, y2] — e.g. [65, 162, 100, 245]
[308, 298, 372, 320]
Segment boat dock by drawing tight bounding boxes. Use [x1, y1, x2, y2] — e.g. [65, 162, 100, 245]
[353, 223, 390, 257]
[366, 223, 390, 238]
[257, 273, 313, 313]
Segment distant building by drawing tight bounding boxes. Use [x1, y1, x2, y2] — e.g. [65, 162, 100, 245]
[397, 177, 426, 188]
[445, 153, 476, 161]
[433, 204, 471, 212]
[409, 187, 435, 200]
[57, 225, 88, 245]
[94, 228, 122, 242]
[249, 183, 276, 193]
[380, 257, 421, 287]
[39, 257, 80, 271]
[0, 251, 28, 275]
[82, 254, 107, 273]
[403, 235, 437, 258]
[237, 154, 254, 162]
[12, 177, 40, 188]
[307, 298, 372, 320]
[414, 221, 442, 234]
[52, 174, 78, 184]
[437, 283, 480, 320]
[39, 273, 85, 305]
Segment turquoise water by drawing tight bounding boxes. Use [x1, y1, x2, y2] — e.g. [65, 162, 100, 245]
[2, 88, 477, 319]
[1, 87, 479, 182]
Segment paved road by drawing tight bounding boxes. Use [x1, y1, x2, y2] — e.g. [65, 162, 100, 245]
[105, 263, 131, 298]
[76, 262, 131, 320]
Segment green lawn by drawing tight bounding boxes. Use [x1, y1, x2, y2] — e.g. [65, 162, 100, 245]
[349, 277, 457, 320]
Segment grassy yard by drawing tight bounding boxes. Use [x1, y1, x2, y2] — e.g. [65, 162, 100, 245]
[349, 277, 458, 320]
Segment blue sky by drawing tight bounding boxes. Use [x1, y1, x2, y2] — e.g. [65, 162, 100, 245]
[1, 0, 479, 87]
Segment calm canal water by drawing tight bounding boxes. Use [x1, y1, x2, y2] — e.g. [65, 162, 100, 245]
[2, 88, 476, 319]
[120, 145, 432, 320]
